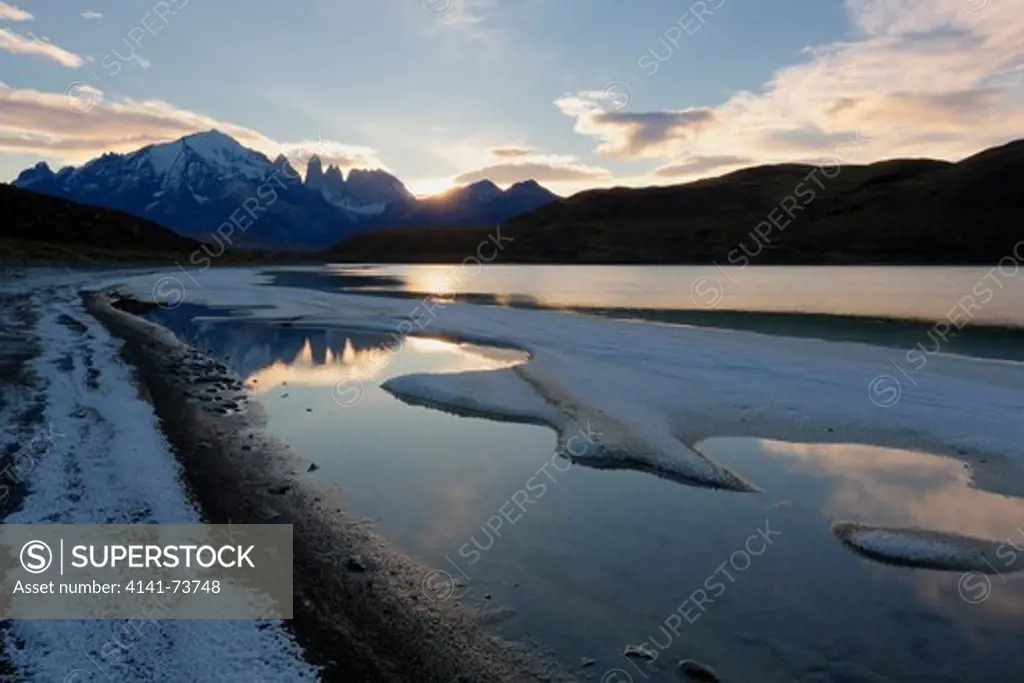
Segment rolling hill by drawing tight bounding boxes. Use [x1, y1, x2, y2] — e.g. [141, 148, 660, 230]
[328, 139, 1024, 264]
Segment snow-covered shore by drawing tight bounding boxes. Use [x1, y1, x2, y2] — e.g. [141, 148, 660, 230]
[0, 272, 317, 681]
[5, 264, 1023, 678]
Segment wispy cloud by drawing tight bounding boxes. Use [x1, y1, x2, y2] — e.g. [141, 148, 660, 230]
[489, 146, 534, 159]
[652, 155, 753, 180]
[81, 11, 103, 20]
[560, 0, 1024, 185]
[0, 84, 383, 172]
[0, 28, 84, 68]
[450, 145, 612, 191]
[455, 160, 611, 185]
[421, 0, 503, 54]
[277, 139, 387, 174]
[0, 2, 32, 21]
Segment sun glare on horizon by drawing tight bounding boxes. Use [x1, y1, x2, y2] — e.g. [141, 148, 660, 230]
[407, 177, 457, 199]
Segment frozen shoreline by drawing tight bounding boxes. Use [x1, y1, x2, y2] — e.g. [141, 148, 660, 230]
[0, 274, 317, 681]
[6, 265, 1024, 678]
[112, 268, 1024, 489]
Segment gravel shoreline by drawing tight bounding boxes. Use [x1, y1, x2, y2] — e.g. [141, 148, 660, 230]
[85, 289, 570, 683]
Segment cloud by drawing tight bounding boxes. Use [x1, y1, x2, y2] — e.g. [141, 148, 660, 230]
[421, 0, 502, 50]
[81, 11, 103, 19]
[450, 145, 613, 187]
[489, 146, 534, 159]
[0, 28, 84, 67]
[822, 88, 1006, 132]
[454, 160, 612, 185]
[556, 92, 716, 158]
[652, 155, 753, 180]
[0, 2, 32, 21]
[557, 0, 1024, 186]
[0, 84, 385, 171]
[277, 140, 388, 173]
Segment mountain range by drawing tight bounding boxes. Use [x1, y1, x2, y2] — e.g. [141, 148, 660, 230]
[9, 134, 1023, 265]
[13, 130, 559, 249]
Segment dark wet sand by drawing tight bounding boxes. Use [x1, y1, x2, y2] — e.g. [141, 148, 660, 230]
[86, 290, 570, 683]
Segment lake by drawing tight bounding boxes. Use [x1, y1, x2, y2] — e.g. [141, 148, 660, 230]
[143, 265, 1024, 683]
[314, 264, 1024, 326]
[260, 264, 1024, 363]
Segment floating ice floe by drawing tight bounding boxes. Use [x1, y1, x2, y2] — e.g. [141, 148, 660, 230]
[831, 521, 1024, 574]
[384, 365, 758, 491]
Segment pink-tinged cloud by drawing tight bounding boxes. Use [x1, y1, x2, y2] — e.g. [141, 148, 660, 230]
[0, 28, 83, 67]
[451, 146, 613, 187]
[0, 84, 384, 171]
[454, 161, 612, 185]
[489, 147, 534, 159]
[0, 2, 32, 21]
[554, 0, 1024, 186]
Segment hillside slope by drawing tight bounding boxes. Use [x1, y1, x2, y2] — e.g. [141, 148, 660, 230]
[328, 140, 1024, 264]
[1, 184, 202, 255]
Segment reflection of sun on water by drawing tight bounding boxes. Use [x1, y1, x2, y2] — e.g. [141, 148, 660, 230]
[404, 267, 461, 300]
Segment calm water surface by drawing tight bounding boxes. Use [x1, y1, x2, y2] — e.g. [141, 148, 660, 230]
[320, 264, 1024, 326]
[264, 264, 1024, 361]
[148, 301, 1024, 683]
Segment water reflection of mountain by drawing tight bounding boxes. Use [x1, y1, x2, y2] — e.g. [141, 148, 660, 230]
[147, 304, 401, 381]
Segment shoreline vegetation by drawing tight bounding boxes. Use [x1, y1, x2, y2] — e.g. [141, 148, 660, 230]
[4, 138, 1023, 266]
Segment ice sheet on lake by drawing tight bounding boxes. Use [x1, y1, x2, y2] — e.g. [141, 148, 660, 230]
[112, 267, 1024, 491]
[384, 367, 561, 426]
[384, 367, 757, 490]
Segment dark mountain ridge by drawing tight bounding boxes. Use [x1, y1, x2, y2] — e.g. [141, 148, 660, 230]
[329, 138, 1024, 264]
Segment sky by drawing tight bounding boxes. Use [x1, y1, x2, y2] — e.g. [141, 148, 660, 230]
[0, 0, 1022, 197]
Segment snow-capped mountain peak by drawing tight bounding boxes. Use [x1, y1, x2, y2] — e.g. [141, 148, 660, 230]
[13, 130, 559, 248]
[139, 129, 272, 182]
